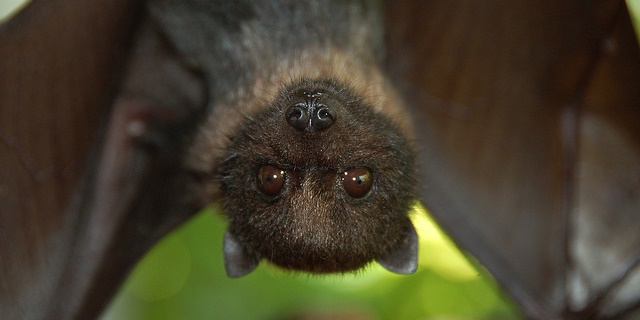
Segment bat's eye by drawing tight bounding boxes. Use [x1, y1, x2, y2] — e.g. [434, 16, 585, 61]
[258, 165, 285, 196]
[342, 167, 373, 198]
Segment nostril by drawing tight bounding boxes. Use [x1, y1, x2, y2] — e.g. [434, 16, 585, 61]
[288, 104, 304, 121]
[286, 104, 310, 131]
[312, 105, 335, 130]
[317, 107, 331, 120]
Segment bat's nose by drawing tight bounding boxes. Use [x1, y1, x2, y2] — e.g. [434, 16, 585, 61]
[286, 102, 335, 132]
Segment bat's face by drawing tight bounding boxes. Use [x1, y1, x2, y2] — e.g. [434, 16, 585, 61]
[219, 78, 418, 277]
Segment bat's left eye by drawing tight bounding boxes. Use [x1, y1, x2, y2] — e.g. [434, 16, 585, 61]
[342, 167, 373, 198]
[258, 165, 285, 196]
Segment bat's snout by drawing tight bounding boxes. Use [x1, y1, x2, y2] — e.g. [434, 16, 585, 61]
[285, 92, 336, 132]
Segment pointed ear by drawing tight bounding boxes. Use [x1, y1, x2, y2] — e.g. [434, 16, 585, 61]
[223, 230, 260, 278]
[377, 220, 419, 274]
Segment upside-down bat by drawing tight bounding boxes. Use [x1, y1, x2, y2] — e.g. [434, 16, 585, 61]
[122, 0, 418, 277]
[1, 0, 640, 319]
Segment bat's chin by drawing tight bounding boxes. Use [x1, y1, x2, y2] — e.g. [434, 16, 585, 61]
[222, 226, 369, 277]
[223, 213, 418, 277]
[263, 228, 376, 274]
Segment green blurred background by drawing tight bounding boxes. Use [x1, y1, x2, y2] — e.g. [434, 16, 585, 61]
[2, 1, 640, 319]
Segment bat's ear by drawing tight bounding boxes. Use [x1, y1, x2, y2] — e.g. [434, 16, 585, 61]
[223, 230, 260, 277]
[376, 220, 419, 275]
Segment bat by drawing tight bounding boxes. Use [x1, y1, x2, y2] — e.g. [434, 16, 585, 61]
[121, 0, 419, 278]
[2, 0, 640, 319]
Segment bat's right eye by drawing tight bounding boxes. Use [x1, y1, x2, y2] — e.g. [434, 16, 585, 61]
[257, 165, 285, 196]
[342, 167, 373, 198]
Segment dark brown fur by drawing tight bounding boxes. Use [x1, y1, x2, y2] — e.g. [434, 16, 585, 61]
[218, 78, 416, 273]
[131, 0, 417, 276]
[122, 0, 419, 276]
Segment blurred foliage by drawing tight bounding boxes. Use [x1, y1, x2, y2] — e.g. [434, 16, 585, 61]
[0, 0, 26, 22]
[630, 0, 640, 43]
[101, 205, 520, 320]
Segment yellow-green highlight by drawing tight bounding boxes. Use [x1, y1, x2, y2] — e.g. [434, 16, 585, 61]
[0, 0, 28, 22]
[629, 0, 640, 44]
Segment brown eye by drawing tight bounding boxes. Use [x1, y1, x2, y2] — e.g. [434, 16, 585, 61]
[342, 167, 373, 198]
[258, 165, 285, 196]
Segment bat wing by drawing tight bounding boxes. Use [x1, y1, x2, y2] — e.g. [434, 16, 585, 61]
[0, 1, 206, 319]
[0, 1, 141, 318]
[385, 1, 640, 318]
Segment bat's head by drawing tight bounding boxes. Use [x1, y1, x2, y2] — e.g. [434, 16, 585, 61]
[219, 78, 418, 277]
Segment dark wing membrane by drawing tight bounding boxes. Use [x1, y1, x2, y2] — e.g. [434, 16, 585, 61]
[385, 1, 640, 318]
[0, 1, 144, 319]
